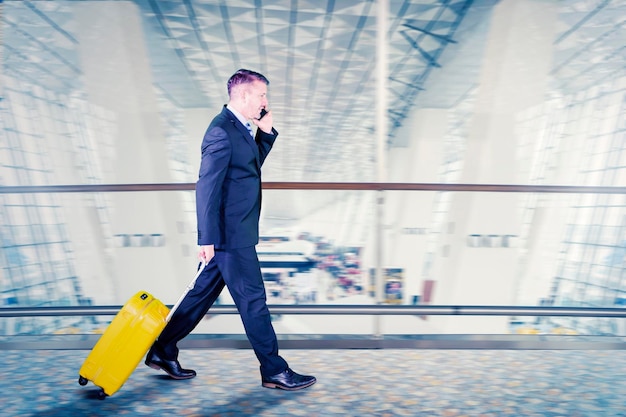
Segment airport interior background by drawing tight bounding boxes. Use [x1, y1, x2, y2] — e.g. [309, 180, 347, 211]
[2, 0, 626, 414]
[1, 1, 626, 413]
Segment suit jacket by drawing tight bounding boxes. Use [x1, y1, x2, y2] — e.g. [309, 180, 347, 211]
[196, 106, 277, 249]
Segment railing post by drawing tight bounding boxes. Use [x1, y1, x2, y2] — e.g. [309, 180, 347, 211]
[374, 0, 389, 338]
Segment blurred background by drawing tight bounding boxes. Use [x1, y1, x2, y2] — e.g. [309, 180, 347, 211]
[1, 0, 625, 339]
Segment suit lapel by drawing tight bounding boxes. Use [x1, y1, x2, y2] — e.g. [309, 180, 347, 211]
[224, 108, 261, 170]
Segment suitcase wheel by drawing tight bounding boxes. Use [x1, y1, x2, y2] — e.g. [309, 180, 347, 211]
[97, 389, 107, 400]
[78, 376, 88, 386]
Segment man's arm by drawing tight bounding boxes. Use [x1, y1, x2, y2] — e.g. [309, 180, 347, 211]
[196, 126, 231, 246]
[252, 109, 278, 165]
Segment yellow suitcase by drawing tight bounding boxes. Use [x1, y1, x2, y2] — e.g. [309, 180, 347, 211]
[78, 262, 206, 399]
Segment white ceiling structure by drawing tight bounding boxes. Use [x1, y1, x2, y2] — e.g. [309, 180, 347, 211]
[3, 0, 626, 182]
[135, 0, 480, 181]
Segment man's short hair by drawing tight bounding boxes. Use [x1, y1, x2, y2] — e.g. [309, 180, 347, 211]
[227, 69, 270, 97]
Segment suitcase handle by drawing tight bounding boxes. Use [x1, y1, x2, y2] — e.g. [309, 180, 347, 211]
[166, 260, 207, 322]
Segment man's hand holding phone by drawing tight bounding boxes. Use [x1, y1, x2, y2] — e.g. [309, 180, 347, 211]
[252, 108, 273, 134]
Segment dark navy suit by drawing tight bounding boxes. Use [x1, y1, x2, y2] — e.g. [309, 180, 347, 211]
[156, 106, 288, 377]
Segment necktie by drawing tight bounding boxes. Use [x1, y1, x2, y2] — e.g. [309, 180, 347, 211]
[245, 122, 254, 138]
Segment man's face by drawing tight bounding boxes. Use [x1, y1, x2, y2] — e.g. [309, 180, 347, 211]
[242, 80, 268, 120]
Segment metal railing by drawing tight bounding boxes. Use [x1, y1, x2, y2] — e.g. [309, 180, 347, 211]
[2, 304, 626, 318]
[1, 182, 625, 194]
[2, 181, 625, 350]
[2, 304, 626, 351]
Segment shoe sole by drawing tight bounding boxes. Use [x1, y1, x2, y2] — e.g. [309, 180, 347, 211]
[146, 361, 196, 380]
[262, 379, 316, 391]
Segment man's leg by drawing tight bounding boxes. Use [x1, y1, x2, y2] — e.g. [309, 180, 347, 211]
[215, 246, 288, 376]
[146, 260, 224, 378]
[216, 246, 316, 390]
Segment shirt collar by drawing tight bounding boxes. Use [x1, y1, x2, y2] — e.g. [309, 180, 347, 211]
[226, 104, 249, 128]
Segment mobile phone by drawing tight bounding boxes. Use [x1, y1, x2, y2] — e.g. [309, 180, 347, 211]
[258, 109, 268, 120]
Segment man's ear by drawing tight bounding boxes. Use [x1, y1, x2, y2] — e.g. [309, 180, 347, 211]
[241, 87, 251, 102]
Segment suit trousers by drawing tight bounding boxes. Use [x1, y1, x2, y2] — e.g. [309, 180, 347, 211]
[155, 246, 288, 377]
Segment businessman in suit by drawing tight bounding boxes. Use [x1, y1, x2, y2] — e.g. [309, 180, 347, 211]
[146, 69, 316, 391]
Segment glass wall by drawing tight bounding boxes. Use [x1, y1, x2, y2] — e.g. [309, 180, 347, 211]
[1, 1, 625, 338]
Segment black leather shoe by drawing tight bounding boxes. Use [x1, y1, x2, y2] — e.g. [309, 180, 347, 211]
[262, 368, 316, 391]
[145, 347, 196, 380]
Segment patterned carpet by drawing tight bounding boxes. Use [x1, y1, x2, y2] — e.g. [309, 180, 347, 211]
[3, 348, 626, 416]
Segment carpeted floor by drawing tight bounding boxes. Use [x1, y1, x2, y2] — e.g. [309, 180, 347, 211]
[3, 349, 626, 416]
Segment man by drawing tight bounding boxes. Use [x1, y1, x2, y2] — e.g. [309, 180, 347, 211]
[145, 69, 316, 391]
